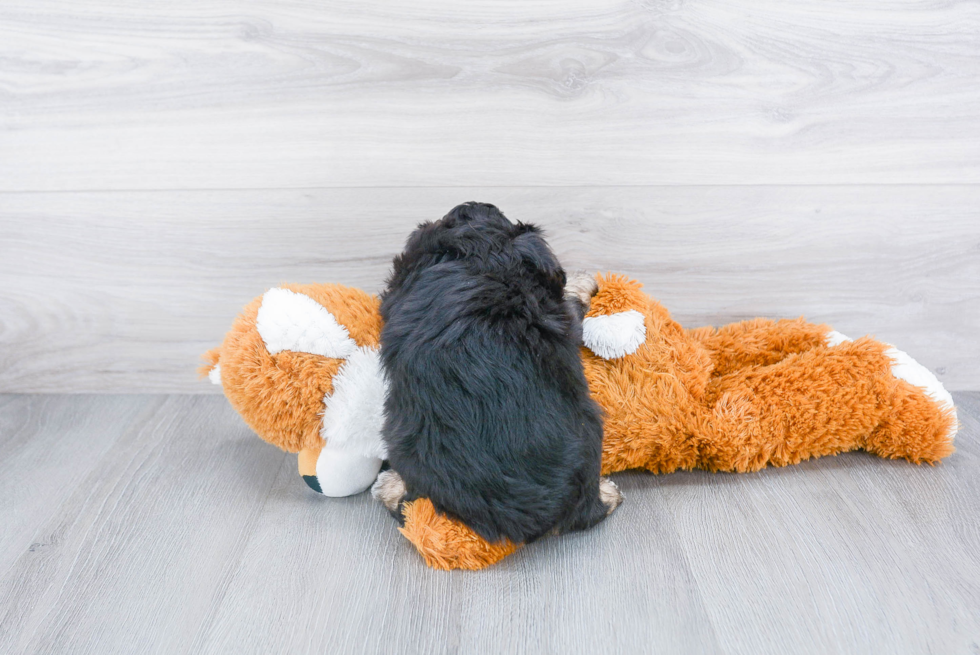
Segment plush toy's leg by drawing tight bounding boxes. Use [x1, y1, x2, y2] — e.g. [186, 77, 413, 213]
[689, 318, 832, 379]
[377, 475, 619, 571]
[371, 470, 520, 570]
[372, 469, 609, 571]
[398, 498, 520, 571]
[698, 337, 956, 472]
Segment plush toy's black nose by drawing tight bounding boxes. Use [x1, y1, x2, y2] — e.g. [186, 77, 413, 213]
[302, 475, 323, 494]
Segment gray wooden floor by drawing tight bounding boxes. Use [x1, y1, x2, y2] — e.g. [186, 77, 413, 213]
[1, 392, 978, 654]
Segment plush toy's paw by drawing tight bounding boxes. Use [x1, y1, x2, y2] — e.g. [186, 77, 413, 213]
[599, 477, 623, 515]
[371, 469, 407, 514]
[564, 271, 599, 311]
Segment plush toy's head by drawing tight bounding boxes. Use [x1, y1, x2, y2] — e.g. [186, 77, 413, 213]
[202, 283, 388, 496]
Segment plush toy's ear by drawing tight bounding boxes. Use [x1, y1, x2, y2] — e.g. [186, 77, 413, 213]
[255, 287, 358, 358]
[582, 310, 647, 359]
[199, 347, 223, 386]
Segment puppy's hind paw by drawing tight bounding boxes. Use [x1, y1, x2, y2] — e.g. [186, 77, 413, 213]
[371, 469, 407, 513]
[599, 477, 623, 515]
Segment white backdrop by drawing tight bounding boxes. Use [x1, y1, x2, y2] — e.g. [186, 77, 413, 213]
[1, 0, 978, 391]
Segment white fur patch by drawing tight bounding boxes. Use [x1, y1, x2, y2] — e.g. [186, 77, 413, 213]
[825, 330, 852, 347]
[583, 310, 647, 360]
[886, 346, 958, 440]
[208, 363, 222, 386]
[320, 346, 388, 459]
[256, 288, 357, 358]
[315, 447, 383, 497]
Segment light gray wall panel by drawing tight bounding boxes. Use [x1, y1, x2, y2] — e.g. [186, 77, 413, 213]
[0, 0, 978, 190]
[1, 0, 977, 392]
[1, 186, 977, 393]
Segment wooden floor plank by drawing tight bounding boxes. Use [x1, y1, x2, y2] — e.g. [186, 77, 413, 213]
[0, 396, 286, 654]
[1, 1, 978, 190]
[197, 466, 721, 654]
[0, 393, 977, 653]
[664, 453, 980, 653]
[1, 185, 977, 393]
[0, 395, 155, 576]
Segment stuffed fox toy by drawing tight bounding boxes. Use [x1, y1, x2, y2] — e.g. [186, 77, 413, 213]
[203, 274, 958, 570]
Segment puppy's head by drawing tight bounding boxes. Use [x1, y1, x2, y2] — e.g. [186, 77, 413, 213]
[385, 202, 566, 307]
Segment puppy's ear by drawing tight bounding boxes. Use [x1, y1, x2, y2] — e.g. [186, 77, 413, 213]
[512, 225, 566, 300]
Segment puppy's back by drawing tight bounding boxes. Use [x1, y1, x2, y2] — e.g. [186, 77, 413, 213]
[380, 203, 608, 543]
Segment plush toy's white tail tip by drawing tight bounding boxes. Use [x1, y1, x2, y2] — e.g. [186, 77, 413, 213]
[886, 346, 957, 440]
[885, 346, 959, 440]
[826, 330, 957, 441]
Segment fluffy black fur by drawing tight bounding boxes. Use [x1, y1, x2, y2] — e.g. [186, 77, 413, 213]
[379, 202, 611, 544]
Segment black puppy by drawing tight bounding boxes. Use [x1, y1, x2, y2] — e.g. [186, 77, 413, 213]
[372, 202, 621, 544]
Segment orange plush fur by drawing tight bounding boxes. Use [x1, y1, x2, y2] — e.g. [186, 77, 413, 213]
[204, 275, 956, 571]
[201, 283, 381, 456]
[398, 499, 520, 570]
[400, 274, 956, 570]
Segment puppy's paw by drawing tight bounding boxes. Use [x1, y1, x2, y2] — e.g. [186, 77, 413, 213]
[371, 469, 406, 513]
[564, 271, 599, 312]
[599, 477, 623, 515]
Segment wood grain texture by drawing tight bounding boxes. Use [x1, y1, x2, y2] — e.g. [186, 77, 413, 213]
[0, 395, 286, 654]
[0, 395, 155, 576]
[0, 0, 978, 190]
[1, 186, 977, 393]
[0, 393, 978, 654]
